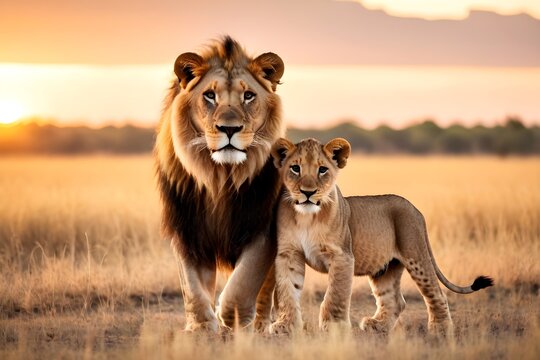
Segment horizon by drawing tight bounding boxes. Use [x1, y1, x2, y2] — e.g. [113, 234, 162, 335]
[3, 112, 537, 131]
[2, 116, 537, 156]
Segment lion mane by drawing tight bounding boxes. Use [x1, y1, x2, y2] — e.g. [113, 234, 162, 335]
[154, 36, 284, 270]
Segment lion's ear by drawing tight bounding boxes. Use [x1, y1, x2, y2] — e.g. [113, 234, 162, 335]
[323, 138, 351, 169]
[251, 52, 285, 92]
[271, 138, 295, 169]
[174, 52, 205, 89]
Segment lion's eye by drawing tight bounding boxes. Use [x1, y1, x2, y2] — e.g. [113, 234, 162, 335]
[244, 91, 256, 103]
[319, 166, 328, 175]
[290, 165, 301, 175]
[203, 91, 216, 104]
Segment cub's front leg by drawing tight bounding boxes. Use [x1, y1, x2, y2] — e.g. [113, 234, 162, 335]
[269, 247, 306, 335]
[319, 247, 354, 331]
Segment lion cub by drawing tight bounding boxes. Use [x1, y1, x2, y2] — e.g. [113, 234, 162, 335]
[268, 137, 492, 337]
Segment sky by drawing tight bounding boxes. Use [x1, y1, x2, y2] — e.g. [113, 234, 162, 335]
[1, 0, 539, 65]
[0, 0, 539, 128]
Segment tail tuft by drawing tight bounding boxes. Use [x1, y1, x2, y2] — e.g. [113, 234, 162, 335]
[471, 276, 494, 291]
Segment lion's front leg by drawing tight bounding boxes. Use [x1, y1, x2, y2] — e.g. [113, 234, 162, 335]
[319, 252, 354, 332]
[216, 233, 275, 329]
[176, 251, 218, 332]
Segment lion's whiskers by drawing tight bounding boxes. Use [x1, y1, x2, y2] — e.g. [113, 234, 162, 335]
[194, 146, 208, 154]
[188, 136, 207, 148]
[250, 135, 272, 150]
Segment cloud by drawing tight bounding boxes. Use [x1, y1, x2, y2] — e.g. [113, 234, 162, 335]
[355, 0, 540, 20]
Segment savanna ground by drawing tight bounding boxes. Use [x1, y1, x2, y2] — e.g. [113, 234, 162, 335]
[0, 155, 539, 359]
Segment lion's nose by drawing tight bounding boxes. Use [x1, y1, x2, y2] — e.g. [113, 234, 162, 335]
[300, 189, 316, 199]
[216, 125, 243, 139]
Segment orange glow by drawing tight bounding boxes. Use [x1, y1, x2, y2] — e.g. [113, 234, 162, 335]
[0, 99, 27, 125]
[0, 64, 539, 128]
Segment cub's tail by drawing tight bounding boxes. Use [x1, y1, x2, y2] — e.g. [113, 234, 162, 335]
[437, 272, 494, 294]
[470, 276, 495, 291]
[425, 230, 494, 294]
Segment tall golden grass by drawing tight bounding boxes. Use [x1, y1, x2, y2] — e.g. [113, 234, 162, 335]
[0, 155, 538, 358]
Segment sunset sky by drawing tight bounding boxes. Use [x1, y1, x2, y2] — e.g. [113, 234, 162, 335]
[0, 0, 539, 128]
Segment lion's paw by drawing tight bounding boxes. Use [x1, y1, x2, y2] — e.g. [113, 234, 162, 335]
[185, 320, 219, 333]
[360, 317, 389, 334]
[253, 317, 272, 334]
[269, 320, 297, 335]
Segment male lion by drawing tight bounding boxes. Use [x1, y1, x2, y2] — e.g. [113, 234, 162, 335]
[155, 37, 285, 332]
[269, 137, 493, 338]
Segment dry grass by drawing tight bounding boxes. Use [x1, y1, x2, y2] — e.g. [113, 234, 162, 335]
[0, 155, 539, 359]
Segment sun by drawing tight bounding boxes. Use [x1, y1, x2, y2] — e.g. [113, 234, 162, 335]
[0, 99, 26, 125]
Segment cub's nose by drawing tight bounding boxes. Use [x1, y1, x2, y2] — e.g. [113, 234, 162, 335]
[216, 125, 243, 139]
[300, 189, 316, 199]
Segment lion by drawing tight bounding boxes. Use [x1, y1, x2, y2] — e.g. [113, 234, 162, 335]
[268, 137, 493, 338]
[154, 36, 285, 332]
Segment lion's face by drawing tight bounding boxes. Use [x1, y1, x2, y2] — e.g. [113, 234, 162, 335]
[187, 68, 274, 164]
[169, 41, 284, 166]
[271, 138, 351, 214]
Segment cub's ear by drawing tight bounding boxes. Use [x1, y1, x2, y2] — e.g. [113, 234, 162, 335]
[323, 138, 351, 169]
[174, 52, 206, 89]
[271, 138, 295, 169]
[250, 52, 285, 92]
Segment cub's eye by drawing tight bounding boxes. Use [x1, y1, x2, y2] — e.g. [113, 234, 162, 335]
[319, 166, 328, 175]
[290, 165, 301, 175]
[244, 91, 256, 103]
[203, 91, 216, 103]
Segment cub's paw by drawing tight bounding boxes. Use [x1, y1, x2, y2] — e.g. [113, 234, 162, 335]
[319, 305, 351, 332]
[427, 321, 455, 345]
[319, 319, 352, 332]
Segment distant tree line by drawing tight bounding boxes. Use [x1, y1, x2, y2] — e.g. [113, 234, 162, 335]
[0, 118, 539, 155]
[289, 118, 540, 155]
[0, 122, 154, 154]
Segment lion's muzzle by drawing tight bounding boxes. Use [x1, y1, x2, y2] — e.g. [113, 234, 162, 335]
[208, 123, 254, 165]
[209, 135, 250, 164]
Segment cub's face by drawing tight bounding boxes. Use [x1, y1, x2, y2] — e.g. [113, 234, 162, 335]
[271, 138, 351, 214]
